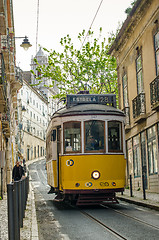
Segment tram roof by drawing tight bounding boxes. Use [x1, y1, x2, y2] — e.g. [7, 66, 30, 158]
[51, 103, 124, 118]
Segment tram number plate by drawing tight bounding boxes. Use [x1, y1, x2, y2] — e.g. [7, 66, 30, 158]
[99, 96, 109, 103]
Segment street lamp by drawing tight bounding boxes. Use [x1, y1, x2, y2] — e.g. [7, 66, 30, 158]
[1, 34, 32, 51]
[15, 36, 32, 51]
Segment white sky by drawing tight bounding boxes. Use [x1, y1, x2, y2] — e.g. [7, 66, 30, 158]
[13, 0, 132, 71]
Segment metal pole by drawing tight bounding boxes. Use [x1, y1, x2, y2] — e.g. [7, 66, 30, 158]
[13, 181, 20, 240]
[18, 180, 23, 228]
[7, 183, 15, 240]
[23, 177, 26, 211]
[21, 179, 25, 218]
[130, 175, 133, 197]
[1, 168, 3, 199]
[142, 173, 146, 200]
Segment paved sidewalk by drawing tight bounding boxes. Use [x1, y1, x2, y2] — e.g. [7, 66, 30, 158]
[117, 188, 159, 211]
[0, 181, 38, 240]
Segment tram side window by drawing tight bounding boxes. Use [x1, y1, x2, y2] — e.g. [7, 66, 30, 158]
[51, 130, 56, 141]
[64, 122, 81, 153]
[85, 120, 105, 152]
[108, 121, 122, 152]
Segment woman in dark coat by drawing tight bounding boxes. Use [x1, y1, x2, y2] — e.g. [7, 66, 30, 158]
[12, 161, 25, 181]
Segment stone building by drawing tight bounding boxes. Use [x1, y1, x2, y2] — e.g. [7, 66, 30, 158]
[30, 47, 59, 120]
[109, 0, 159, 192]
[0, 0, 23, 196]
[17, 78, 48, 161]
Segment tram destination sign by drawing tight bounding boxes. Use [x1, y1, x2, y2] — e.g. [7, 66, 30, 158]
[66, 94, 116, 108]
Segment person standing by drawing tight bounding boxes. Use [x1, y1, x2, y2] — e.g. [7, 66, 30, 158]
[12, 161, 25, 181]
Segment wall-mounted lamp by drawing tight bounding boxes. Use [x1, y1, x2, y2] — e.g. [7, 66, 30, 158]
[15, 36, 32, 51]
[19, 36, 32, 51]
[1, 33, 32, 51]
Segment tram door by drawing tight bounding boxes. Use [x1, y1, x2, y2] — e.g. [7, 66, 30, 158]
[57, 126, 61, 189]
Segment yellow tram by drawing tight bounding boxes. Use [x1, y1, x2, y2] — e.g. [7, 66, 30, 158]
[46, 92, 126, 205]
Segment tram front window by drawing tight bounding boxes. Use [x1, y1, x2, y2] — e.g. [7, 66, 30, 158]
[85, 120, 105, 152]
[108, 121, 122, 152]
[64, 122, 81, 153]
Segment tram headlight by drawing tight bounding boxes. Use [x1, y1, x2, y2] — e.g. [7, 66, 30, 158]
[91, 170, 100, 180]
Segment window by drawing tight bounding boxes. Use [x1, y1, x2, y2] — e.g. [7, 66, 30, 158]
[147, 126, 158, 174]
[127, 139, 133, 176]
[64, 122, 81, 153]
[27, 120, 30, 132]
[51, 130, 56, 141]
[141, 132, 147, 171]
[136, 54, 144, 94]
[21, 90, 23, 95]
[122, 73, 128, 107]
[85, 120, 105, 152]
[133, 135, 141, 177]
[108, 121, 122, 152]
[33, 100, 35, 105]
[154, 31, 159, 75]
[34, 147, 36, 158]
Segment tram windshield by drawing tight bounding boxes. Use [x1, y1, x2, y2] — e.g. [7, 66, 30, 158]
[108, 121, 122, 152]
[85, 120, 105, 152]
[64, 122, 81, 153]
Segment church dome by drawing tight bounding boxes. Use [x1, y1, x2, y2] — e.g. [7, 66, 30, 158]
[35, 47, 45, 57]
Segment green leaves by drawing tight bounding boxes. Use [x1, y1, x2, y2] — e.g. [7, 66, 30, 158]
[32, 28, 118, 102]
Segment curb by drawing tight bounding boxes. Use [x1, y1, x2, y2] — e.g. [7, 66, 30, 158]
[117, 196, 159, 211]
[30, 182, 39, 240]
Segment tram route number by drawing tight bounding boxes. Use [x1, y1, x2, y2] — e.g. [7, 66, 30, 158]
[99, 96, 109, 103]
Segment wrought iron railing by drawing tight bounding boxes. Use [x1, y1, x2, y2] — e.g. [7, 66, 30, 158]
[132, 93, 146, 119]
[0, 53, 7, 99]
[150, 76, 159, 107]
[123, 107, 130, 126]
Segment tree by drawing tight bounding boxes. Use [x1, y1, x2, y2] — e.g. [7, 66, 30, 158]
[31, 28, 117, 99]
[125, 1, 137, 15]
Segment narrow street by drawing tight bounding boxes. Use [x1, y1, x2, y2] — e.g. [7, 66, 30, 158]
[28, 159, 159, 240]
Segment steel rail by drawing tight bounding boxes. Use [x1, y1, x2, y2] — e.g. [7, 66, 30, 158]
[80, 210, 128, 240]
[101, 204, 159, 231]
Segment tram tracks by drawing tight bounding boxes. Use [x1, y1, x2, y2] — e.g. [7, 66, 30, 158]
[78, 204, 159, 239]
[80, 210, 128, 240]
[101, 204, 159, 231]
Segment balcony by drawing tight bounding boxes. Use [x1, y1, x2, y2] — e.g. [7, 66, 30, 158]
[150, 76, 159, 111]
[123, 107, 131, 131]
[132, 93, 146, 123]
[0, 53, 7, 112]
[11, 66, 23, 95]
[1, 112, 10, 137]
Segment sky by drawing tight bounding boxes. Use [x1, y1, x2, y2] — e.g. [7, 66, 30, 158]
[13, 0, 132, 71]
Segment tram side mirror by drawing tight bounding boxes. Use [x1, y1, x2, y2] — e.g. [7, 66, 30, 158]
[51, 130, 56, 141]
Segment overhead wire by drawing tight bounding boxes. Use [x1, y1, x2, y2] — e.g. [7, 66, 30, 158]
[36, 0, 40, 54]
[79, 0, 103, 51]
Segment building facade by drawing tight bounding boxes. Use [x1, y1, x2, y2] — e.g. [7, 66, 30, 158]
[0, 0, 23, 197]
[30, 47, 59, 120]
[17, 79, 48, 161]
[109, 0, 159, 192]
